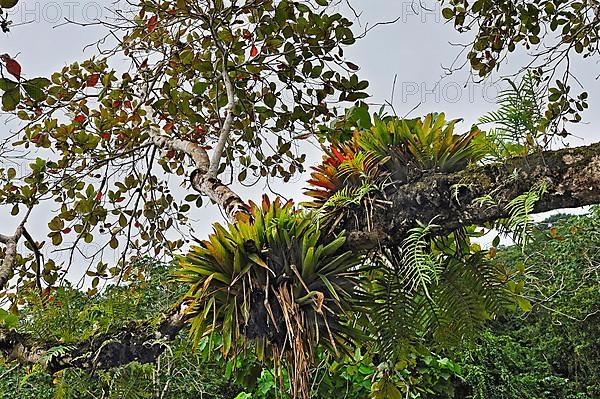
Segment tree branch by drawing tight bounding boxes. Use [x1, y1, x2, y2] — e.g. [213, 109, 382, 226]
[345, 142, 600, 250]
[0, 234, 19, 291]
[208, 66, 236, 178]
[0, 300, 193, 374]
[0, 208, 33, 291]
[143, 103, 247, 222]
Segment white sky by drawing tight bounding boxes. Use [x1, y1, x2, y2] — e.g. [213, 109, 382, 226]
[1, 0, 599, 277]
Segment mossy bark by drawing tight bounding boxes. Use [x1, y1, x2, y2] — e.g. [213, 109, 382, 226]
[345, 143, 600, 249]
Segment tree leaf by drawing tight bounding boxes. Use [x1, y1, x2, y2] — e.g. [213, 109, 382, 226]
[2, 87, 21, 111]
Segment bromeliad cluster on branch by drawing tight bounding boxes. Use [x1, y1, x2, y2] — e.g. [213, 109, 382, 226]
[176, 196, 361, 399]
[304, 112, 486, 230]
[174, 112, 515, 398]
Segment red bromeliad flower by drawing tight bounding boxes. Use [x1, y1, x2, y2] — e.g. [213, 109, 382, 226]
[303, 142, 359, 208]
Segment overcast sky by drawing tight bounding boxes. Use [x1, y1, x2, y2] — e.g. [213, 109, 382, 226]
[1, 0, 599, 277]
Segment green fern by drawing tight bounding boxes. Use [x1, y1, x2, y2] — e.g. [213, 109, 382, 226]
[479, 71, 545, 157]
[360, 228, 512, 363]
[400, 220, 443, 299]
[40, 345, 77, 366]
[502, 182, 548, 250]
[104, 364, 153, 399]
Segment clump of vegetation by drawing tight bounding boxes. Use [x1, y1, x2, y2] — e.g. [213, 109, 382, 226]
[458, 208, 600, 399]
[176, 196, 361, 399]
[305, 113, 486, 230]
[3, 210, 598, 399]
[0, 259, 239, 399]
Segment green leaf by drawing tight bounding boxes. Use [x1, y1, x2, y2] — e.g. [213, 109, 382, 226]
[517, 296, 533, 312]
[48, 217, 65, 231]
[26, 77, 51, 87]
[2, 87, 21, 111]
[51, 232, 63, 246]
[248, 253, 270, 271]
[264, 92, 276, 108]
[0, 309, 18, 328]
[442, 7, 455, 19]
[23, 82, 46, 102]
[492, 235, 500, 247]
[0, 78, 18, 91]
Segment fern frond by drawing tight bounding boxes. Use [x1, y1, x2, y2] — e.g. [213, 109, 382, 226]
[502, 182, 548, 249]
[478, 71, 545, 155]
[400, 221, 443, 298]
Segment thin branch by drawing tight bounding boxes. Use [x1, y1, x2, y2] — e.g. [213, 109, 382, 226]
[208, 66, 236, 178]
[0, 207, 33, 291]
[21, 227, 43, 292]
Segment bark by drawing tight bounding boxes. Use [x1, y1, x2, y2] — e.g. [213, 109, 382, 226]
[346, 142, 600, 249]
[0, 300, 192, 374]
[0, 237, 18, 290]
[149, 116, 247, 221]
[2, 142, 600, 373]
[0, 226, 24, 291]
[191, 170, 248, 221]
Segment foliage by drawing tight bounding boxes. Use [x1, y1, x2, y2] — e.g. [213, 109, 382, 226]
[305, 112, 486, 227]
[362, 227, 511, 366]
[441, 0, 593, 135]
[478, 71, 546, 157]
[458, 208, 600, 398]
[233, 349, 464, 399]
[0, 1, 598, 399]
[502, 181, 548, 249]
[0, 0, 369, 295]
[0, 258, 240, 399]
[232, 209, 600, 399]
[176, 196, 362, 398]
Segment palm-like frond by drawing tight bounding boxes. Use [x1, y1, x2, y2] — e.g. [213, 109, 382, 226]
[479, 71, 543, 142]
[499, 182, 548, 249]
[400, 221, 443, 298]
[359, 231, 512, 363]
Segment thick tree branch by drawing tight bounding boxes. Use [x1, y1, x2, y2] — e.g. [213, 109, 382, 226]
[0, 300, 193, 374]
[346, 142, 600, 250]
[0, 208, 33, 290]
[207, 12, 236, 179]
[152, 134, 211, 174]
[144, 103, 247, 221]
[0, 234, 19, 290]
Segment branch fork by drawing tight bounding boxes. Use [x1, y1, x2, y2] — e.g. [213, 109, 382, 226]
[142, 52, 245, 222]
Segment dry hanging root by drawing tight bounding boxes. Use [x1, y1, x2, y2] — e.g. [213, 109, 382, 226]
[272, 284, 312, 399]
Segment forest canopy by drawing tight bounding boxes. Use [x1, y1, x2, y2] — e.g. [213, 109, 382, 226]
[0, 1, 599, 398]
